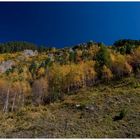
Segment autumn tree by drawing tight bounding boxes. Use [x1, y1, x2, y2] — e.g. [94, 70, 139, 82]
[130, 47, 140, 77]
[0, 79, 9, 112]
[32, 77, 48, 105]
[101, 65, 113, 81]
[111, 53, 132, 78]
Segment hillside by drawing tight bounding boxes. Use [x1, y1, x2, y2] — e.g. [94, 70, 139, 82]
[0, 39, 139, 138]
[0, 77, 139, 138]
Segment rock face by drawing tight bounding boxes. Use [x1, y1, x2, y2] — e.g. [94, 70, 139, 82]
[23, 50, 38, 57]
[0, 60, 15, 73]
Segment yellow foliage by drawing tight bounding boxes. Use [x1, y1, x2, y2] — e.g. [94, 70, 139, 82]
[110, 53, 115, 62]
[124, 62, 132, 74]
[49, 61, 97, 91]
[102, 65, 113, 80]
[111, 53, 132, 76]
[0, 79, 8, 91]
[37, 67, 45, 77]
[11, 80, 31, 96]
[132, 47, 140, 63]
[22, 81, 31, 96]
[0, 56, 4, 63]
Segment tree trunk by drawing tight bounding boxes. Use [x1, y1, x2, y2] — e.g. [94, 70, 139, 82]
[3, 87, 10, 113]
[11, 92, 17, 112]
[22, 94, 25, 108]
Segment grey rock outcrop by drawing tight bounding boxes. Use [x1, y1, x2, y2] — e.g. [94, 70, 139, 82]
[23, 50, 38, 57]
[0, 60, 15, 73]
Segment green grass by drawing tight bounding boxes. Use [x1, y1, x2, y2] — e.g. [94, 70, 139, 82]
[0, 77, 139, 138]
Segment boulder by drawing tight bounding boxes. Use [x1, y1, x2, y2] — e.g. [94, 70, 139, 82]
[0, 60, 15, 73]
[23, 49, 38, 57]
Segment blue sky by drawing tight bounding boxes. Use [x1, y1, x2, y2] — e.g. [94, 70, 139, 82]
[0, 2, 140, 48]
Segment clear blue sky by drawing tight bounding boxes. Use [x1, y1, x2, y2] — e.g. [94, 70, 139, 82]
[0, 2, 140, 48]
